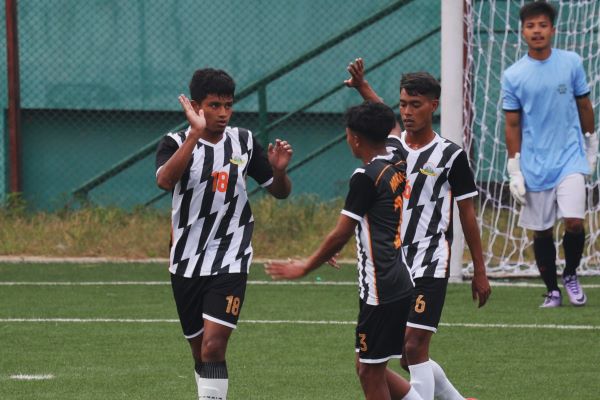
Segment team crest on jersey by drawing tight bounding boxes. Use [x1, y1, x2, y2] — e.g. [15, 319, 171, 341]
[557, 84, 567, 94]
[230, 154, 246, 166]
[419, 163, 437, 176]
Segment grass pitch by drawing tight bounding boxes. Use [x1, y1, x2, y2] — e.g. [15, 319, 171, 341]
[0, 262, 599, 399]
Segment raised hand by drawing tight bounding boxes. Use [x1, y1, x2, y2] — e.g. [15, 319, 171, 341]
[265, 259, 308, 280]
[268, 139, 293, 172]
[178, 94, 206, 136]
[344, 58, 366, 88]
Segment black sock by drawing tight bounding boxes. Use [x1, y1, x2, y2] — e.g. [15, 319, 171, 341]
[533, 236, 559, 292]
[562, 230, 585, 277]
[195, 361, 228, 379]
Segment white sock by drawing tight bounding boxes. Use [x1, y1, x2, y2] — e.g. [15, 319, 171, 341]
[430, 359, 463, 400]
[409, 360, 435, 400]
[195, 361, 229, 400]
[195, 372, 228, 400]
[403, 386, 425, 400]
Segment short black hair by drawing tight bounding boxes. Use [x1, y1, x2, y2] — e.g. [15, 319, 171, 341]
[520, 1, 556, 26]
[189, 68, 236, 103]
[344, 101, 396, 144]
[400, 72, 441, 100]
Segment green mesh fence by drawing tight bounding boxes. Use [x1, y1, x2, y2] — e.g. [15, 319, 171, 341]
[2, 0, 441, 210]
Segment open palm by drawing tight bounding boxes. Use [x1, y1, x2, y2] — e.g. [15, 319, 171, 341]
[178, 94, 206, 133]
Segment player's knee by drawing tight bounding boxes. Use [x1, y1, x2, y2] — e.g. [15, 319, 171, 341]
[564, 218, 584, 233]
[404, 335, 427, 360]
[200, 336, 228, 361]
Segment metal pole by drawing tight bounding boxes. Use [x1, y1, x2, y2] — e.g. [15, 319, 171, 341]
[6, 0, 22, 193]
[441, 0, 465, 282]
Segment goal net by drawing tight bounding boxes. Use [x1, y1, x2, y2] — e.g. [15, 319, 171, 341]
[463, 0, 600, 276]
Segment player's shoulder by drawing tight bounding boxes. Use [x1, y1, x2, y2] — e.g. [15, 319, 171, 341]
[554, 48, 579, 60]
[362, 154, 403, 178]
[437, 135, 467, 164]
[503, 54, 529, 79]
[226, 126, 251, 139]
[554, 48, 583, 68]
[226, 126, 257, 148]
[349, 167, 371, 187]
[386, 133, 409, 155]
[439, 135, 463, 153]
[163, 128, 188, 146]
[505, 54, 528, 70]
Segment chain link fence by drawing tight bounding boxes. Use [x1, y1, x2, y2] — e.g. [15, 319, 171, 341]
[2, 0, 440, 210]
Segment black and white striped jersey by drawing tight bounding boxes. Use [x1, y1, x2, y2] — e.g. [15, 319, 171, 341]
[155, 126, 273, 277]
[387, 133, 477, 279]
[341, 153, 414, 306]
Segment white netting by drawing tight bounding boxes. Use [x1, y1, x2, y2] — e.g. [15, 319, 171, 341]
[463, 0, 600, 277]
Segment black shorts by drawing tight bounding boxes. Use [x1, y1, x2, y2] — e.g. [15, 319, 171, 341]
[355, 296, 411, 364]
[170, 272, 247, 339]
[407, 277, 448, 333]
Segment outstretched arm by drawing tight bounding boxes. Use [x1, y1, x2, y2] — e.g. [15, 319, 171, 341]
[265, 215, 356, 279]
[457, 197, 491, 308]
[156, 95, 206, 191]
[344, 58, 401, 137]
[266, 139, 293, 199]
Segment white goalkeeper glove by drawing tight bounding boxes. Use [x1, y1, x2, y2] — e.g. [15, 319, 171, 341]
[507, 153, 527, 205]
[584, 131, 598, 176]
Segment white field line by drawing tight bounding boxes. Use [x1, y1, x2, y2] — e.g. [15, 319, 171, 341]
[0, 280, 599, 288]
[9, 374, 54, 380]
[1, 318, 599, 331]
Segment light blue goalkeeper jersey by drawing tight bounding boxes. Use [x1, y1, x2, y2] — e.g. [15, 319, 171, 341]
[502, 48, 590, 191]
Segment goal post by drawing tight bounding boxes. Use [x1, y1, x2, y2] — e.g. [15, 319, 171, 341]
[441, 0, 466, 281]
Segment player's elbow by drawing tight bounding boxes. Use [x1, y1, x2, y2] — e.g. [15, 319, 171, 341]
[156, 175, 174, 191]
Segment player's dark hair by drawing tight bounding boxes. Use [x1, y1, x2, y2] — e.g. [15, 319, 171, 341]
[400, 72, 441, 100]
[189, 68, 236, 103]
[520, 1, 556, 26]
[344, 101, 396, 144]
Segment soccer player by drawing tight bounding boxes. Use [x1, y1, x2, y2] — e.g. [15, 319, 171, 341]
[266, 101, 422, 400]
[155, 68, 292, 400]
[345, 59, 491, 400]
[502, 1, 596, 307]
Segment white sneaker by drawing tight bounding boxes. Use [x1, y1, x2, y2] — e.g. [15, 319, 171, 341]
[540, 290, 562, 308]
[562, 275, 587, 306]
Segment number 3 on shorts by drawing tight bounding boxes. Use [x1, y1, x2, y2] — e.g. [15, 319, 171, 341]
[415, 294, 426, 313]
[358, 333, 368, 352]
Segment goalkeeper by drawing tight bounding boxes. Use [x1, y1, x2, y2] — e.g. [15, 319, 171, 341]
[502, 1, 596, 307]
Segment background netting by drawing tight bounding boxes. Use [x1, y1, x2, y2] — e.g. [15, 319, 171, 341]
[464, 0, 600, 276]
[3, 0, 599, 273]
[1, 0, 440, 211]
